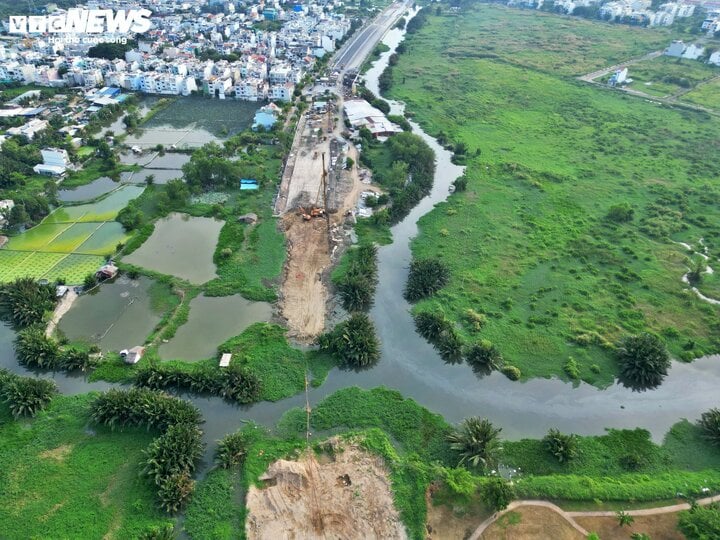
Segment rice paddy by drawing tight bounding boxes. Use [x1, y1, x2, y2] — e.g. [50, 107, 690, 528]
[0, 185, 141, 284]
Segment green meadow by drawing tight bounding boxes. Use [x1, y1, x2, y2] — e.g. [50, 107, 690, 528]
[682, 76, 720, 110]
[388, 5, 720, 385]
[0, 394, 168, 538]
[621, 56, 720, 98]
[428, 5, 671, 76]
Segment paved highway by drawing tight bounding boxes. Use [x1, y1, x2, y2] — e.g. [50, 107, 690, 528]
[332, 1, 410, 72]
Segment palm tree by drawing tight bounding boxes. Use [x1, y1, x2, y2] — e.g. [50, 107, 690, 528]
[543, 428, 579, 463]
[465, 340, 503, 373]
[14, 327, 59, 369]
[404, 257, 451, 302]
[0, 277, 56, 327]
[447, 417, 502, 472]
[698, 408, 720, 446]
[216, 431, 250, 469]
[320, 313, 380, 368]
[616, 510, 635, 527]
[1, 377, 57, 418]
[615, 333, 670, 390]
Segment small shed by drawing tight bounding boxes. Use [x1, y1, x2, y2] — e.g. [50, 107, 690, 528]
[96, 263, 119, 280]
[120, 346, 145, 364]
[238, 212, 258, 224]
[219, 353, 232, 367]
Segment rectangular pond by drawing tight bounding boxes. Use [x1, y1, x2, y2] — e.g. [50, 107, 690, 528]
[159, 294, 273, 361]
[122, 212, 224, 284]
[58, 276, 166, 352]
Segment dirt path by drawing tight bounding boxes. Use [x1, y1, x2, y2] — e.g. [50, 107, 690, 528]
[279, 214, 331, 342]
[469, 495, 720, 540]
[245, 439, 407, 539]
[577, 49, 663, 82]
[46, 289, 77, 338]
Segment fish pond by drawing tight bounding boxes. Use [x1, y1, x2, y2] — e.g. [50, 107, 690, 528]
[122, 213, 224, 284]
[58, 276, 167, 353]
[159, 294, 273, 361]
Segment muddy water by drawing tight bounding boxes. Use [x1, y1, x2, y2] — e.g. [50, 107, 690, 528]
[159, 295, 273, 362]
[123, 97, 259, 149]
[58, 276, 163, 353]
[57, 177, 120, 203]
[123, 213, 223, 284]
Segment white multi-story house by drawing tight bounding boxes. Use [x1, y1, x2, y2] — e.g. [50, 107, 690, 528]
[269, 82, 294, 102]
[234, 78, 267, 101]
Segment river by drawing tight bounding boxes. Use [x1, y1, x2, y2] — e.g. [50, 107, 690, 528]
[1, 15, 720, 462]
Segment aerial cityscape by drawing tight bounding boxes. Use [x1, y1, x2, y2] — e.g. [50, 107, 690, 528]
[1, 0, 720, 537]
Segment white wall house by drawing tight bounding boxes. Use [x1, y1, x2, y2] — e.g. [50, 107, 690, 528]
[33, 148, 70, 176]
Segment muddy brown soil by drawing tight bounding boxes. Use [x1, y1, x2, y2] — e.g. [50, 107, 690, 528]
[246, 439, 406, 539]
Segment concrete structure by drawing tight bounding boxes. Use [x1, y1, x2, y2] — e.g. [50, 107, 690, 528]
[343, 99, 403, 138]
[33, 148, 70, 176]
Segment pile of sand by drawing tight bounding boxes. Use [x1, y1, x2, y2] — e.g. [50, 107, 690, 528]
[246, 439, 407, 539]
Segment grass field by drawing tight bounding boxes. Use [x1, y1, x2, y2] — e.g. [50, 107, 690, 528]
[621, 56, 720, 98]
[0, 393, 169, 539]
[419, 5, 671, 77]
[387, 6, 720, 385]
[1, 186, 139, 284]
[681, 76, 720, 110]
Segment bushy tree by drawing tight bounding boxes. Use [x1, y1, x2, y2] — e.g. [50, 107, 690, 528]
[607, 202, 634, 223]
[0, 277, 56, 327]
[319, 313, 380, 368]
[447, 417, 502, 472]
[615, 333, 670, 390]
[404, 258, 450, 302]
[698, 408, 720, 446]
[543, 428, 579, 463]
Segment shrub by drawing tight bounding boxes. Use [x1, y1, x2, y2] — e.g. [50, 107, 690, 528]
[414, 311, 450, 341]
[607, 202, 634, 223]
[677, 503, 720, 540]
[447, 417, 502, 472]
[481, 477, 515, 511]
[698, 408, 720, 446]
[543, 428, 578, 463]
[501, 365, 521, 381]
[319, 313, 380, 368]
[453, 176, 468, 192]
[0, 277, 56, 327]
[216, 431, 250, 469]
[404, 258, 450, 302]
[564, 356, 580, 380]
[615, 333, 670, 390]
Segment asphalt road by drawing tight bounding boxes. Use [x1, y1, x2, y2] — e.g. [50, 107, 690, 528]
[332, 1, 410, 71]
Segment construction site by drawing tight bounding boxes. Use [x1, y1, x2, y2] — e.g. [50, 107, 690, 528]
[276, 92, 377, 342]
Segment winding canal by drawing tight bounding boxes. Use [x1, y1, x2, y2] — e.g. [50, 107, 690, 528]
[1, 16, 720, 470]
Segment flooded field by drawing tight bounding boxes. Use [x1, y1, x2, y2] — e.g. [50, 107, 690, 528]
[122, 213, 224, 284]
[57, 177, 120, 203]
[58, 276, 164, 352]
[159, 294, 273, 361]
[123, 97, 259, 149]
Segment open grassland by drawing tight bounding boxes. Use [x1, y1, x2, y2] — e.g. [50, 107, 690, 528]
[621, 56, 720, 98]
[682, 76, 720, 110]
[419, 5, 671, 77]
[388, 7, 720, 385]
[0, 394, 169, 539]
[0, 186, 139, 283]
